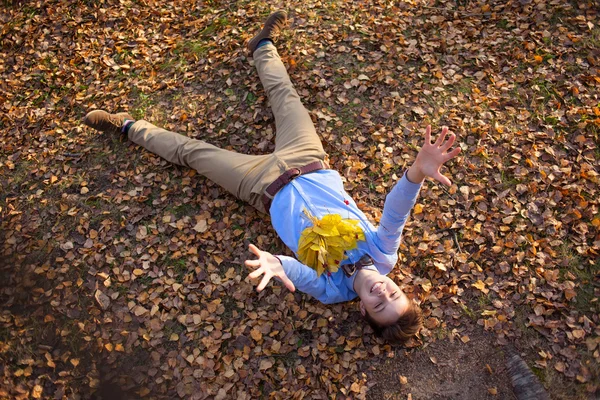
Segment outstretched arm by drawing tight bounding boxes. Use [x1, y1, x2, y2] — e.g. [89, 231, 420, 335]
[376, 125, 461, 261]
[244, 244, 331, 301]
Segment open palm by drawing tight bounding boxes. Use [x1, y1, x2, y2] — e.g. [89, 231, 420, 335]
[412, 125, 461, 186]
[245, 244, 296, 292]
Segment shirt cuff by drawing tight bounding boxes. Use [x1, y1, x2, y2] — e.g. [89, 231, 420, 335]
[276, 255, 300, 282]
[398, 173, 423, 197]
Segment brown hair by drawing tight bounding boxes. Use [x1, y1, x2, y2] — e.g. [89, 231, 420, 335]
[363, 301, 423, 345]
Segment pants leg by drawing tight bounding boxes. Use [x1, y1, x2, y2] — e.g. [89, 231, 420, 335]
[253, 43, 327, 163]
[126, 45, 328, 213]
[128, 120, 281, 211]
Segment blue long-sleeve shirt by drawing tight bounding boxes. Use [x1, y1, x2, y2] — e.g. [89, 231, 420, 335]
[269, 170, 422, 304]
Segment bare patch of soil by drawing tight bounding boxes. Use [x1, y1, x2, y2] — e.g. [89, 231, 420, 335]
[367, 328, 515, 400]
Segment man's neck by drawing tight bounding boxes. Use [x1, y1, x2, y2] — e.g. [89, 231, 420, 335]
[353, 268, 375, 292]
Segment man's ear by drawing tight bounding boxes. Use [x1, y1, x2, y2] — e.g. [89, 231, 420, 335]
[359, 301, 366, 316]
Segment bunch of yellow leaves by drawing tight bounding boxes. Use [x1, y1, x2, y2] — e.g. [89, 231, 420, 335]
[297, 209, 365, 276]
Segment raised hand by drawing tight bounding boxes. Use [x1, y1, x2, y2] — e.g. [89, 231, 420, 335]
[245, 244, 296, 292]
[407, 125, 461, 186]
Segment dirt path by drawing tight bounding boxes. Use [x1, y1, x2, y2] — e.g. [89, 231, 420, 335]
[367, 326, 515, 400]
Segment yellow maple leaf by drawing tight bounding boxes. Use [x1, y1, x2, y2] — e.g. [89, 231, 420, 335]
[298, 209, 365, 276]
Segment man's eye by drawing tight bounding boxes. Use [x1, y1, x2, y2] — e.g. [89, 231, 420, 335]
[392, 291, 398, 297]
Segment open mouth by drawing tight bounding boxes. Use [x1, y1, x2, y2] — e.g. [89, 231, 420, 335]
[370, 282, 383, 293]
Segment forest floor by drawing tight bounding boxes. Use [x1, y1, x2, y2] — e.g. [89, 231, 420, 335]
[1, 0, 599, 399]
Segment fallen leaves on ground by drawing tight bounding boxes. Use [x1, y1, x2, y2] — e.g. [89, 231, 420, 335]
[1, 0, 598, 398]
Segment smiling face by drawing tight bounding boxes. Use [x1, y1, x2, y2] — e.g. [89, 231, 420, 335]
[355, 271, 410, 325]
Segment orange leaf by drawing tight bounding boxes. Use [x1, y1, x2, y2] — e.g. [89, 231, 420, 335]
[564, 288, 577, 300]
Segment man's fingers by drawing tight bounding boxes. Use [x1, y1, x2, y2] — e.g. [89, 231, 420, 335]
[424, 125, 432, 144]
[248, 267, 263, 280]
[434, 172, 452, 186]
[245, 259, 260, 269]
[440, 133, 456, 151]
[444, 147, 461, 161]
[280, 275, 296, 292]
[256, 273, 272, 292]
[248, 243, 261, 257]
[434, 126, 448, 147]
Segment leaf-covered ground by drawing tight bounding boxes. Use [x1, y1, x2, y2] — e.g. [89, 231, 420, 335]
[1, 0, 599, 398]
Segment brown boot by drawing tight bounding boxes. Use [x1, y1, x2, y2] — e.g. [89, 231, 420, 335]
[247, 10, 288, 55]
[84, 110, 134, 135]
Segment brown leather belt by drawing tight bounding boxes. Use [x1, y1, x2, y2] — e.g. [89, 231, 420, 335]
[261, 160, 325, 211]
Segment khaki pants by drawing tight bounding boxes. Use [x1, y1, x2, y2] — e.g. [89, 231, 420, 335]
[128, 43, 327, 213]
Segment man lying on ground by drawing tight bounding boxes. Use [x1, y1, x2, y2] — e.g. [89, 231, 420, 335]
[83, 10, 461, 345]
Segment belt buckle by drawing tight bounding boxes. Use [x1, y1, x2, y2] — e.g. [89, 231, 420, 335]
[288, 167, 301, 180]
